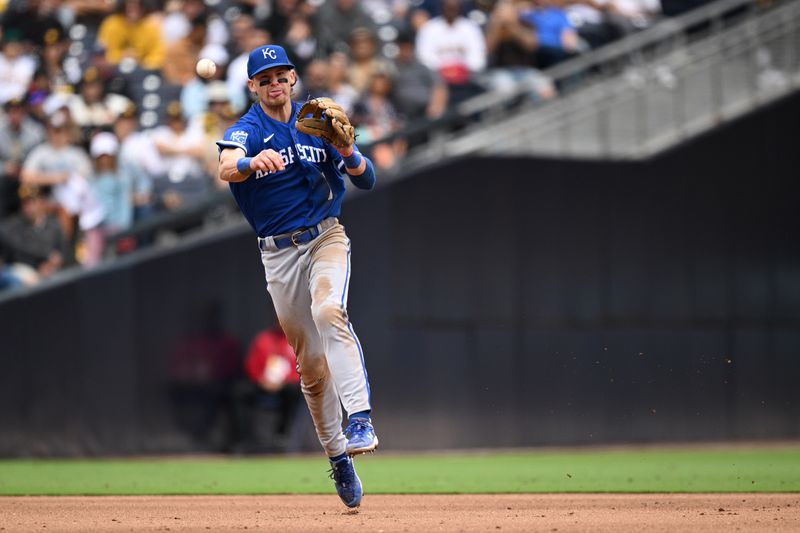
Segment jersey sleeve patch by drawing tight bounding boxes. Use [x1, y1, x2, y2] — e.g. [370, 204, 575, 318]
[218, 126, 255, 155]
[230, 130, 249, 145]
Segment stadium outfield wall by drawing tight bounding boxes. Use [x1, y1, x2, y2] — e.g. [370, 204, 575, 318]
[1, 92, 798, 457]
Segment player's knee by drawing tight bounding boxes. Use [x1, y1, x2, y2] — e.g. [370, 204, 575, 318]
[298, 353, 327, 383]
[310, 301, 346, 329]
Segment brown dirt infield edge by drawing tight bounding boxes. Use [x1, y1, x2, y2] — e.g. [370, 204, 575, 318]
[1, 494, 798, 532]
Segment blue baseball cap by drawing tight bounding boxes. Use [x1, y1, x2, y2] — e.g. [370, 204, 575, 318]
[247, 45, 295, 79]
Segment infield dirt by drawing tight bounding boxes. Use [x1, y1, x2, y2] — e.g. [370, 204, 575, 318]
[1, 493, 798, 532]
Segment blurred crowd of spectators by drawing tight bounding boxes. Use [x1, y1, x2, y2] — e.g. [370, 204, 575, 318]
[0, 0, 682, 289]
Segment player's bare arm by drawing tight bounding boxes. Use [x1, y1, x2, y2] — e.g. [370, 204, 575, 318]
[218, 147, 248, 183]
[218, 147, 286, 183]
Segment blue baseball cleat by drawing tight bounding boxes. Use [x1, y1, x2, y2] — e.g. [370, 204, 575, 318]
[329, 455, 362, 508]
[344, 418, 379, 456]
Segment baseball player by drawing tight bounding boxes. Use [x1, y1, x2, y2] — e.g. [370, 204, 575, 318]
[216, 44, 378, 508]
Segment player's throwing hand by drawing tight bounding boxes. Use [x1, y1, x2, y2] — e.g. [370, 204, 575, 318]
[250, 149, 285, 173]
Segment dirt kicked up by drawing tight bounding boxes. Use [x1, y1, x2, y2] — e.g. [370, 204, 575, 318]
[1, 494, 798, 532]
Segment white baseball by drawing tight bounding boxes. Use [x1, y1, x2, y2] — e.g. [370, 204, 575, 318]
[196, 58, 217, 79]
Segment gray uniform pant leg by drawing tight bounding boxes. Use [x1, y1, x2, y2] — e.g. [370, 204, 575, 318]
[260, 223, 371, 457]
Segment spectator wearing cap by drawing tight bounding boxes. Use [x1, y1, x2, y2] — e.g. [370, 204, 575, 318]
[97, 0, 166, 70]
[163, 12, 210, 86]
[20, 111, 92, 191]
[41, 95, 88, 157]
[112, 104, 160, 223]
[0, 29, 37, 105]
[67, 66, 134, 145]
[391, 30, 448, 121]
[415, 0, 488, 104]
[150, 101, 210, 211]
[314, 0, 377, 55]
[0, 98, 46, 217]
[23, 69, 54, 124]
[89, 131, 133, 234]
[0, 184, 68, 290]
[39, 26, 79, 95]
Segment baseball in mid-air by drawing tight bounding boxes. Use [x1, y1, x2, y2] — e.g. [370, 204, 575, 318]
[196, 58, 217, 79]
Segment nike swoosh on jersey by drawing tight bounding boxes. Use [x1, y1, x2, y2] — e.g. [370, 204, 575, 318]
[264, 134, 275, 143]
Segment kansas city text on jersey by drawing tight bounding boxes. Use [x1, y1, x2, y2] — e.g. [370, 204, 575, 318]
[255, 143, 329, 179]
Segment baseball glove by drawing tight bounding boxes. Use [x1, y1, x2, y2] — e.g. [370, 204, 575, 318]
[295, 97, 355, 150]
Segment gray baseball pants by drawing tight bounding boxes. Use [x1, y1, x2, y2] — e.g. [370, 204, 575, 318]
[259, 219, 371, 457]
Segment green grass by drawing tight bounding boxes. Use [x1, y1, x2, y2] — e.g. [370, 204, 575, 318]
[0, 447, 798, 495]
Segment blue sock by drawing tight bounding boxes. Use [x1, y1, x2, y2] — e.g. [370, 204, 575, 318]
[349, 411, 371, 423]
[329, 452, 348, 463]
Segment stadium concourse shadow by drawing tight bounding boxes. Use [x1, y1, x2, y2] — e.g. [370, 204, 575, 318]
[1, 92, 799, 456]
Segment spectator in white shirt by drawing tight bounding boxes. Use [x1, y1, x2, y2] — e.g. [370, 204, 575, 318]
[150, 101, 209, 211]
[0, 30, 37, 105]
[415, 0, 487, 104]
[67, 66, 134, 145]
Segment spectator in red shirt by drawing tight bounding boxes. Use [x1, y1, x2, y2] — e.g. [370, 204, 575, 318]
[244, 325, 300, 392]
[232, 324, 303, 453]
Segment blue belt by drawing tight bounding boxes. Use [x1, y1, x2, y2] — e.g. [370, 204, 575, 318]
[259, 218, 335, 251]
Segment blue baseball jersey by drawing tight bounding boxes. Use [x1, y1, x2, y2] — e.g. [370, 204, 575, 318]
[216, 101, 375, 237]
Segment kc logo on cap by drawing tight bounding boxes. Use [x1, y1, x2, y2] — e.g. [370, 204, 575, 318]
[248, 44, 295, 79]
